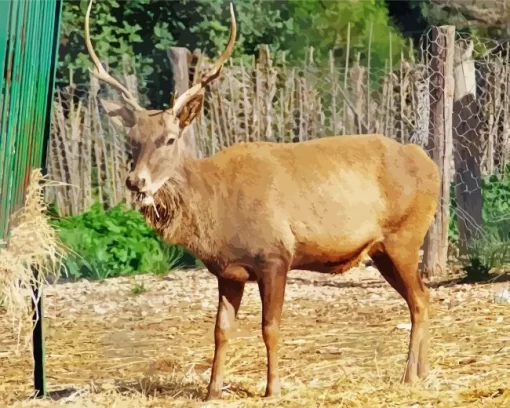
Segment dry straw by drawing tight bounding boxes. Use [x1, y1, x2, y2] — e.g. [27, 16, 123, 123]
[0, 168, 66, 351]
[2, 268, 509, 407]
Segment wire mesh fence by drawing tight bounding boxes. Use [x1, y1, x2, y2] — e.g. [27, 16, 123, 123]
[424, 27, 510, 275]
[46, 27, 510, 275]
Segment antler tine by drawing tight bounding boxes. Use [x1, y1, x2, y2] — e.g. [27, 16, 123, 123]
[201, 3, 237, 84]
[171, 3, 237, 114]
[85, 0, 144, 112]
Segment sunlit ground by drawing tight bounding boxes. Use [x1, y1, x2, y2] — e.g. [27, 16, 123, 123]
[1, 267, 509, 407]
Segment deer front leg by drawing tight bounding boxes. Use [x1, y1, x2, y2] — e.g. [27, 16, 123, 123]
[206, 277, 245, 401]
[257, 259, 288, 398]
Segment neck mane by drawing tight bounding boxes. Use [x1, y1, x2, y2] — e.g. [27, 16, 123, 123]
[139, 150, 210, 256]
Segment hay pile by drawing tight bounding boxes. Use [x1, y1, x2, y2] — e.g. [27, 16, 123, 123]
[1, 266, 509, 407]
[0, 169, 66, 349]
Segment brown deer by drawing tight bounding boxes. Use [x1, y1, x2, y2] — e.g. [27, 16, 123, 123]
[84, 0, 440, 400]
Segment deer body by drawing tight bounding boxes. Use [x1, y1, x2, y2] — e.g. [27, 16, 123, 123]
[147, 134, 437, 277]
[84, 0, 440, 400]
[138, 133, 439, 399]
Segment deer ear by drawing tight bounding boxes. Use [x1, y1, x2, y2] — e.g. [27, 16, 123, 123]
[176, 93, 204, 132]
[99, 99, 137, 130]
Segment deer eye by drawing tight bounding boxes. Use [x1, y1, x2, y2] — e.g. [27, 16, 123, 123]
[166, 137, 176, 146]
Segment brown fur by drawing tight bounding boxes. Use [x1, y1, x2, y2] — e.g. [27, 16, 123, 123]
[84, 0, 439, 399]
[138, 133, 440, 400]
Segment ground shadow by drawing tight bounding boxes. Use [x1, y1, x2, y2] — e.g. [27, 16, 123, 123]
[287, 271, 510, 290]
[454, 271, 510, 286]
[108, 376, 257, 401]
[47, 266, 510, 292]
[287, 276, 387, 289]
[26, 387, 81, 401]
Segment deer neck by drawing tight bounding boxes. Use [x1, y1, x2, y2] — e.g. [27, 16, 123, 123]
[143, 154, 220, 259]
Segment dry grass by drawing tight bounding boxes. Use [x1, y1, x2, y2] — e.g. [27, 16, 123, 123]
[1, 267, 509, 407]
[0, 169, 66, 350]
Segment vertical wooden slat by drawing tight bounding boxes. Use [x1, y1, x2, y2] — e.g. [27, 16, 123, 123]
[422, 26, 455, 277]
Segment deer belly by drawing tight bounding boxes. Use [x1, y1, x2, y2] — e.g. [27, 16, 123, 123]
[291, 233, 383, 274]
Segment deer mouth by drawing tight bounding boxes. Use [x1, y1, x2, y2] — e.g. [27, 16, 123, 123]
[135, 192, 162, 219]
[136, 191, 154, 206]
[133, 183, 175, 229]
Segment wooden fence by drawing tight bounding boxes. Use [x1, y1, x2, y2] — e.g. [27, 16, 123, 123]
[46, 26, 510, 276]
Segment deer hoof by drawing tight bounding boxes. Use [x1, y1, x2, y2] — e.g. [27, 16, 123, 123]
[264, 382, 281, 398]
[418, 362, 430, 379]
[401, 369, 419, 385]
[205, 389, 222, 401]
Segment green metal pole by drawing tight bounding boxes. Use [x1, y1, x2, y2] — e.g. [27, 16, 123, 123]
[31, 0, 63, 398]
[0, 0, 23, 238]
[31, 266, 46, 398]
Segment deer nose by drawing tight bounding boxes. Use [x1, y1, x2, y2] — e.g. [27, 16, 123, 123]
[126, 174, 146, 192]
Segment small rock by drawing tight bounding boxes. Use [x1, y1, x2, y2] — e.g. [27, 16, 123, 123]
[93, 305, 109, 315]
[494, 288, 510, 304]
[396, 323, 412, 331]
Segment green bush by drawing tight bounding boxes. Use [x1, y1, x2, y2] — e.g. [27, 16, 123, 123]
[51, 204, 199, 280]
[462, 237, 510, 281]
[450, 165, 510, 280]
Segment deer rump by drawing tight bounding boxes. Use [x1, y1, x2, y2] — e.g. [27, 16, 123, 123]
[149, 133, 439, 279]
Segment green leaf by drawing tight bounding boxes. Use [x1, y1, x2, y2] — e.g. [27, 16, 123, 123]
[55, 204, 199, 281]
[210, 20, 228, 32]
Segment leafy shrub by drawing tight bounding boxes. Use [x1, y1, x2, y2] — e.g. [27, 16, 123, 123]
[462, 236, 510, 281]
[51, 204, 199, 280]
[462, 257, 490, 282]
[450, 166, 510, 279]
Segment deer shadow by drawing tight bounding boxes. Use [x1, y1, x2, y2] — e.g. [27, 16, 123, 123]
[287, 276, 387, 290]
[287, 271, 510, 290]
[108, 376, 257, 401]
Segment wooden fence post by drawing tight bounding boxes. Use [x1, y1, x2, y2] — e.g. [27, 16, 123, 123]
[452, 39, 483, 256]
[422, 26, 455, 277]
[167, 47, 199, 158]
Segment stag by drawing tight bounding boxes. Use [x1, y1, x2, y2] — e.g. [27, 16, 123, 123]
[84, 0, 440, 400]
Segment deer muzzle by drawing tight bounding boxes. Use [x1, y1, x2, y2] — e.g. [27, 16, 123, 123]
[126, 173, 146, 192]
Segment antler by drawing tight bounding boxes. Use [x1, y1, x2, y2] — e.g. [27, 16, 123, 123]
[170, 3, 237, 115]
[84, 0, 144, 112]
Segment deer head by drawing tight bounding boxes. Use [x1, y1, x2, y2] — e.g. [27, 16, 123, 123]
[84, 0, 236, 208]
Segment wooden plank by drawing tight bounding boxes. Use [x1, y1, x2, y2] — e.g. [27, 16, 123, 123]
[422, 25, 455, 277]
[167, 47, 199, 158]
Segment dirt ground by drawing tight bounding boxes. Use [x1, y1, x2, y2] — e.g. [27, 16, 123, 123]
[1, 267, 509, 407]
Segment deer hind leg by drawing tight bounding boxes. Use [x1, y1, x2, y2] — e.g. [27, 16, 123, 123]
[206, 277, 245, 400]
[256, 257, 289, 398]
[371, 235, 430, 384]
